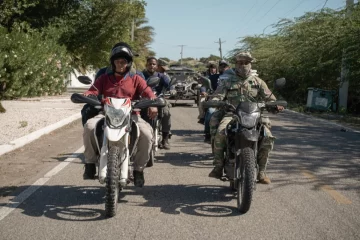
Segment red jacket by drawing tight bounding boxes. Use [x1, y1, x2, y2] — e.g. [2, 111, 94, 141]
[84, 73, 155, 100]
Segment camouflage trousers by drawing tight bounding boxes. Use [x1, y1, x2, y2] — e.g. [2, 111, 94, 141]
[209, 111, 275, 172]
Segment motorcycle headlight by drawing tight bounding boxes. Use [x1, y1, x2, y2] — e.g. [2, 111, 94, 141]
[106, 106, 128, 128]
[239, 112, 260, 128]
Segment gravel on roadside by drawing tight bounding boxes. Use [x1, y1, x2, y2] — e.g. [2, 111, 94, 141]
[0, 93, 84, 145]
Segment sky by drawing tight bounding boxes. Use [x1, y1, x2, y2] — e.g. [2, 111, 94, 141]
[145, 0, 353, 61]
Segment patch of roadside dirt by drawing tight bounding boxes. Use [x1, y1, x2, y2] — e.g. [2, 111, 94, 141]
[0, 119, 83, 203]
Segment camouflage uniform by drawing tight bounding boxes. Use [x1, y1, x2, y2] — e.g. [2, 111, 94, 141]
[209, 64, 276, 180]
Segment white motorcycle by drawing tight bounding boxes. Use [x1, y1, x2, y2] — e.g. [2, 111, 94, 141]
[71, 76, 165, 217]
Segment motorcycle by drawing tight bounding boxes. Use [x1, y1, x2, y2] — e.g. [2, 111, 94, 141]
[71, 76, 165, 217]
[203, 78, 287, 213]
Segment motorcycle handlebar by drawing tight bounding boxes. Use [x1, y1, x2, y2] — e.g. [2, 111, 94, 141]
[202, 100, 288, 111]
[133, 98, 166, 109]
[265, 100, 287, 108]
[71, 93, 166, 109]
[71, 93, 102, 106]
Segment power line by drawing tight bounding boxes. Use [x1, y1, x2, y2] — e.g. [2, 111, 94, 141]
[224, 0, 259, 38]
[259, 0, 283, 20]
[284, 0, 307, 18]
[321, 0, 329, 11]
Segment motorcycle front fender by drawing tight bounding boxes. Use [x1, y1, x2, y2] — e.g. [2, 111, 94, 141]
[236, 128, 259, 149]
[105, 126, 127, 142]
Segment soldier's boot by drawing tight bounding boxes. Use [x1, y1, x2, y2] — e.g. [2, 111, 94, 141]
[208, 166, 223, 179]
[161, 132, 171, 150]
[257, 147, 271, 184]
[209, 132, 226, 178]
[257, 171, 271, 184]
[204, 133, 211, 143]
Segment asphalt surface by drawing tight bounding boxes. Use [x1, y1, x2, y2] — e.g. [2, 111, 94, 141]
[0, 105, 359, 240]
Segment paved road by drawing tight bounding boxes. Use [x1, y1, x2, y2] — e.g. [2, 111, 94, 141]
[0, 106, 359, 240]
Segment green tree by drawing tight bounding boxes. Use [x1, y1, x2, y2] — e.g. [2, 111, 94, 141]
[229, 5, 360, 113]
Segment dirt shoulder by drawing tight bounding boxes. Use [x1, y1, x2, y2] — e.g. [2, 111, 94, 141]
[0, 119, 83, 205]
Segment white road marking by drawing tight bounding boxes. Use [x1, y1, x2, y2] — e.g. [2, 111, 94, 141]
[0, 146, 84, 221]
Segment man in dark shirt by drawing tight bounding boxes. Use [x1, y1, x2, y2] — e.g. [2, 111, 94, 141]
[142, 57, 172, 150]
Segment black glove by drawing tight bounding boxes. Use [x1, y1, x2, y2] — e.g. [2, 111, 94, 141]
[87, 94, 98, 101]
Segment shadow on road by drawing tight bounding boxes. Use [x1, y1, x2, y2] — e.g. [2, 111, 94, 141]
[0, 182, 241, 221]
[266, 112, 360, 193]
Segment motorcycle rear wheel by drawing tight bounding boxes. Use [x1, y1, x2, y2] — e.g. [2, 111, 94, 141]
[105, 146, 120, 218]
[236, 147, 255, 214]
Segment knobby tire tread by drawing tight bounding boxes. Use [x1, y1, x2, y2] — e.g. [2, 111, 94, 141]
[105, 146, 120, 217]
[237, 147, 255, 213]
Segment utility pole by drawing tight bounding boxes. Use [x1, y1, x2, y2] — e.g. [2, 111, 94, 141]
[130, 0, 135, 41]
[339, 0, 354, 111]
[178, 45, 186, 65]
[215, 38, 226, 58]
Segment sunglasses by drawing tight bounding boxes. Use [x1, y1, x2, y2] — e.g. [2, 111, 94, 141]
[236, 61, 251, 65]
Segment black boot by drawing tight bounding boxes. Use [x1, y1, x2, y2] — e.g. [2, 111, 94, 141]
[161, 132, 171, 150]
[198, 118, 205, 124]
[208, 166, 223, 179]
[204, 133, 211, 143]
[83, 163, 96, 179]
[133, 170, 145, 187]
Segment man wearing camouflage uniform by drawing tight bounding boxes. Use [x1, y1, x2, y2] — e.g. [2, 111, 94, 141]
[208, 52, 283, 184]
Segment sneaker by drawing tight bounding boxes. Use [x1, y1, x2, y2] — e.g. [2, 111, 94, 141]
[208, 166, 223, 179]
[133, 170, 145, 187]
[257, 171, 271, 184]
[83, 163, 96, 179]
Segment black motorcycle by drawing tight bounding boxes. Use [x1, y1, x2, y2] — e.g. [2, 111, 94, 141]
[203, 78, 287, 213]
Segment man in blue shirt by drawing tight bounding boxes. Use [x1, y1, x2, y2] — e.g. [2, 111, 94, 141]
[142, 57, 172, 150]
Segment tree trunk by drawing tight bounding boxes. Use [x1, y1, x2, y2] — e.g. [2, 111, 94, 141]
[0, 101, 6, 113]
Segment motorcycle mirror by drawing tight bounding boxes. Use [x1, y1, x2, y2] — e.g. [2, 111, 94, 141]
[274, 78, 286, 89]
[77, 76, 93, 85]
[201, 77, 212, 91]
[147, 77, 160, 88]
[169, 77, 177, 87]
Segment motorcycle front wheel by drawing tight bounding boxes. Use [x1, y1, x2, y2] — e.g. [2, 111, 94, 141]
[105, 145, 120, 218]
[236, 147, 256, 214]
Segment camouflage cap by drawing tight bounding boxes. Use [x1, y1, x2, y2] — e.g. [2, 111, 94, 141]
[235, 51, 254, 62]
[158, 58, 169, 70]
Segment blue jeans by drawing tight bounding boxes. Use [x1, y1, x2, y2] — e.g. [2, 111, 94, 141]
[204, 108, 215, 134]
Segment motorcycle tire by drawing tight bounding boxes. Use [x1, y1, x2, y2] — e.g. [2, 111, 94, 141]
[236, 147, 256, 214]
[105, 146, 121, 218]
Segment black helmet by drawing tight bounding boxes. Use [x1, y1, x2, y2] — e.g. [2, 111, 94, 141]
[110, 42, 134, 73]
